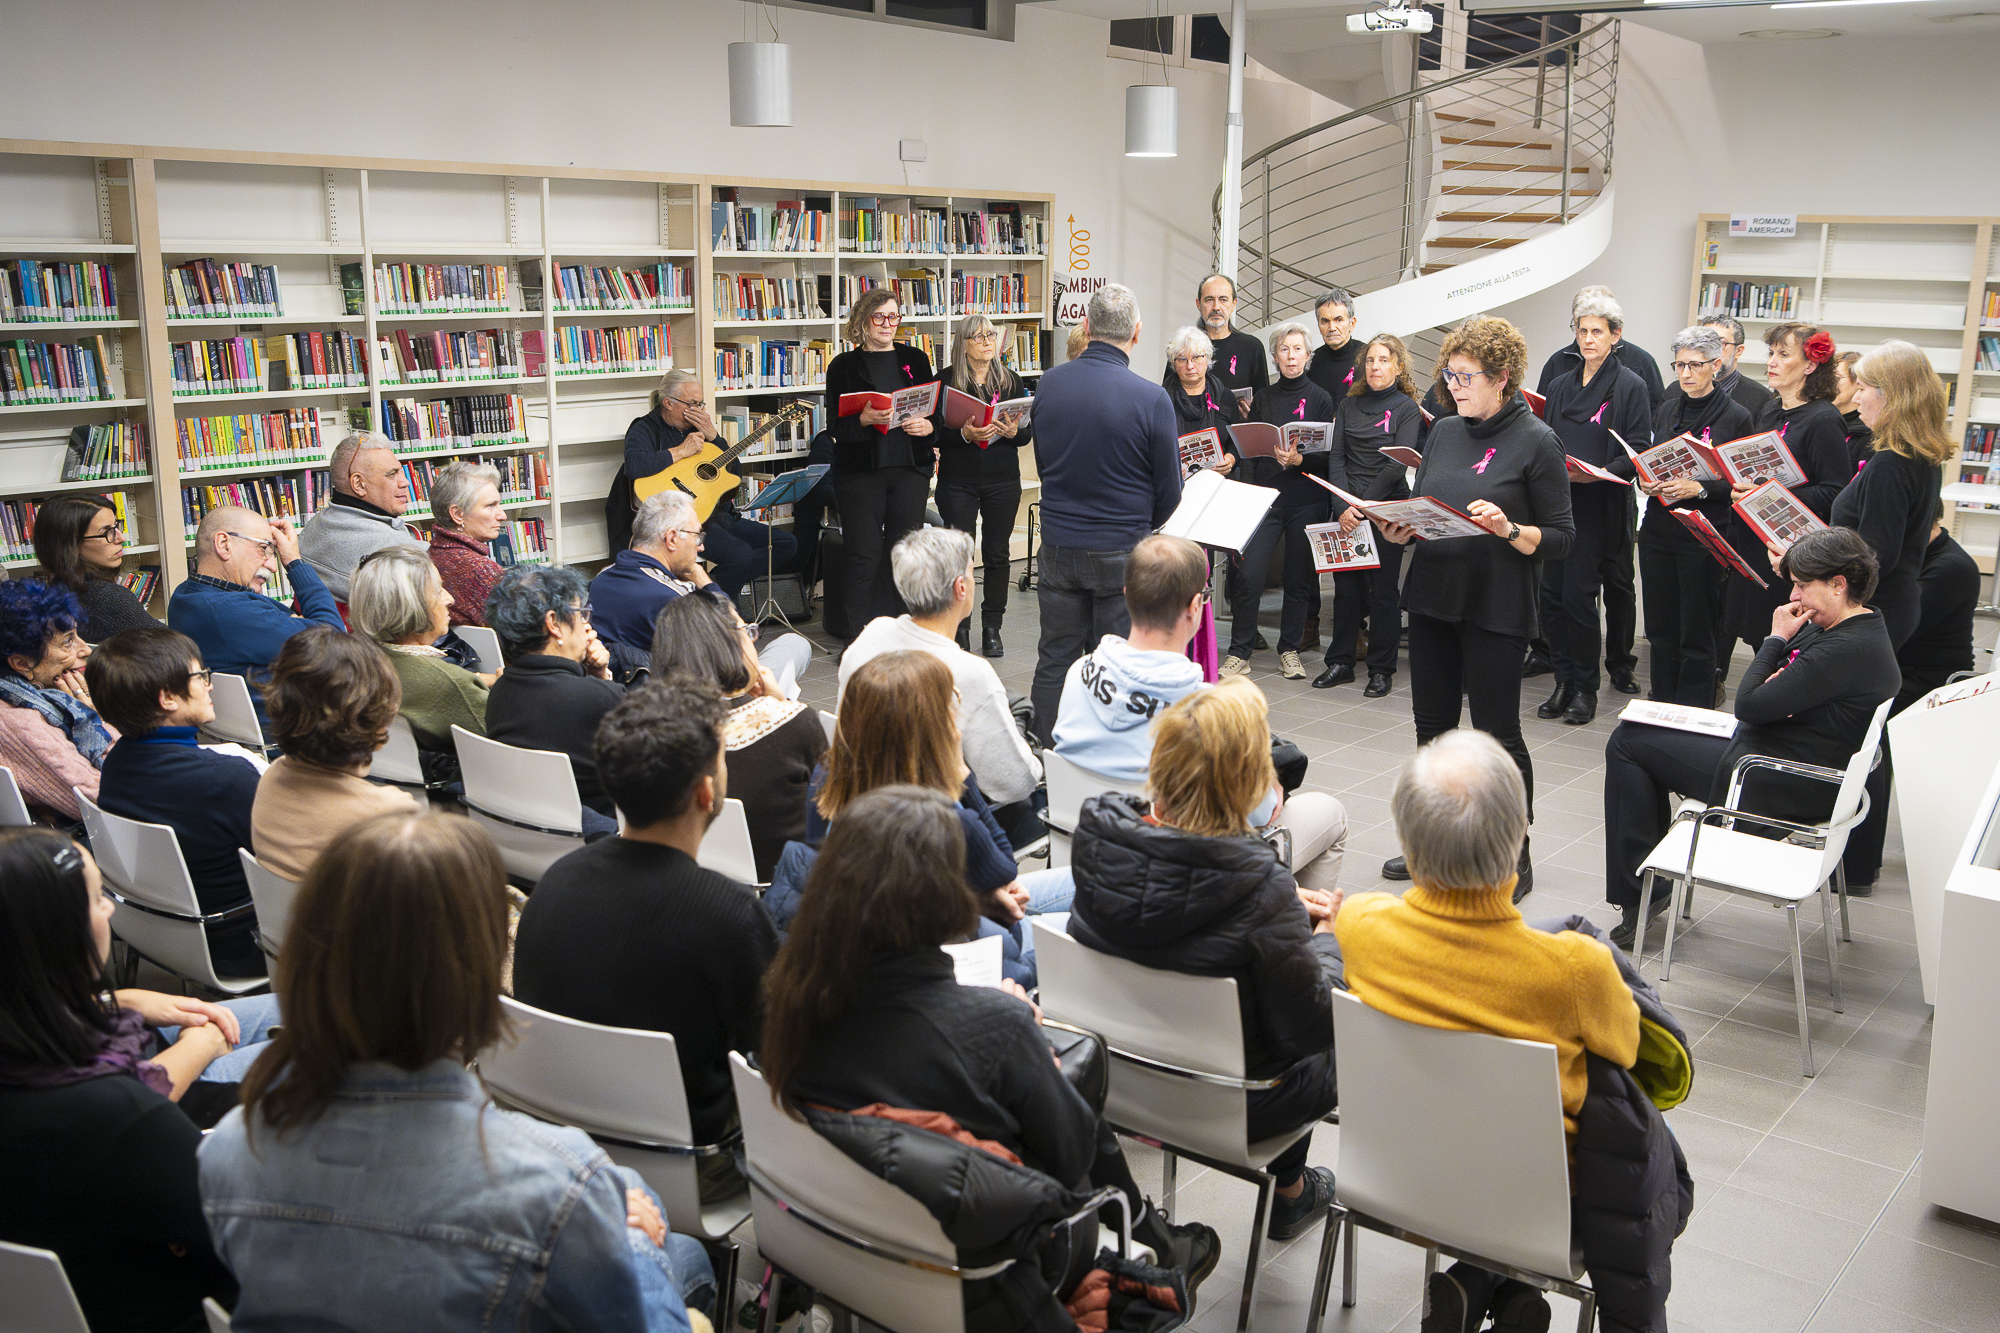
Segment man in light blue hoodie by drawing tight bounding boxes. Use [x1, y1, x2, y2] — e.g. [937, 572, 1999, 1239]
[1053, 535, 1347, 884]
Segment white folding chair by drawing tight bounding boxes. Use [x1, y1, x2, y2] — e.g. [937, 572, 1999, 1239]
[238, 848, 302, 958]
[0, 764, 32, 826]
[1033, 923, 1338, 1333]
[455, 624, 504, 674]
[0, 1240, 91, 1333]
[451, 725, 587, 886]
[729, 1052, 1129, 1333]
[696, 797, 759, 884]
[818, 710, 837, 745]
[367, 715, 432, 806]
[75, 791, 266, 995]
[1041, 751, 1146, 869]
[1637, 697, 1893, 1076]
[1320, 990, 1594, 1333]
[480, 997, 752, 1301]
[203, 1297, 233, 1332]
[200, 672, 271, 755]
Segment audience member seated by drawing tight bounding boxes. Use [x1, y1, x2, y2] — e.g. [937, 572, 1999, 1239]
[484, 564, 624, 835]
[651, 594, 825, 880]
[1602, 527, 1901, 948]
[351, 545, 491, 779]
[200, 811, 716, 1330]
[513, 679, 780, 1206]
[768, 650, 1068, 987]
[1339, 731, 1688, 1333]
[32, 494, 160, 642]
[1053, 534, 1347, 885]
[89, 626, 263, 978]
[0, 580, 115, 822]
[838, 526, 1043, 847]
[425, 459, 509, 627]
[250, 628, 420, 880]
[0, 829, 281, 1332]
[297, 431, 424, 601]
[761, 784, 1220, 1300]
[167, 505, 344, 725]
[1068, 677, 1342, 1244]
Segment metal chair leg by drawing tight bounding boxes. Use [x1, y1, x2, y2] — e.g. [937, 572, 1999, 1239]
[711, 1240, 740, 1327]
[1575, 1288, 1597, 1333]
[1305, 1208, 1343, 1333]
[1161, 1151, 1178, 1218]
[1635, 869, 1656, 965]
[1341, 1216, 1358, 1309]
[1819, 880, 1844, 1012]
[759, 1272, 783, 1333]
[1421, 1248, 1439, 1320]
[1660, 875, 1684, 982]
[1237, 1176, 1275, 1333]
[1833, 861, 1852, 942]
[1790, 905, 1815, 1077]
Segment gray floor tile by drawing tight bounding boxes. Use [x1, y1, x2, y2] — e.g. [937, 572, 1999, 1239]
[1841, 1006, 1933, 1068]
[1833, 1231, 2000, 1333]
[1678, 1060, 1809, 1133]
[1810, 1047, 1931, 1120]
[1872, 1166, 2000, 1269]
[1653, 961, 1762, 1021]
[1693, 1016, 1819, 1083]
[1666, 1108, 1772, 1182]
[1727, 1135, 1906, 1227]
[1803, 1293, 1954, 1333]
[1772, 1088, 1927, 1173]
[1661, 1243, 1827, 1333]
[1680, 1184, 1868, 1284]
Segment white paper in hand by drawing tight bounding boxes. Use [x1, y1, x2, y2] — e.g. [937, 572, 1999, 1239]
[1159, 468, 1279, 552]
[942, 934, 1005, 988]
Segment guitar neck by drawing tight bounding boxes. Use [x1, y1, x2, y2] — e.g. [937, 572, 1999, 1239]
[710, 417, 786, 467]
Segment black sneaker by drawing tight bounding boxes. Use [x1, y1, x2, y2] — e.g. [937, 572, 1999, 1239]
[1489, 1280, 1552, 1333]
[1267, 1165, 1335, 1241]
[1133, 1202, 1220, 1301]
[1420, 1270, 1473, 1333]
[1383, 855, 1411, 881]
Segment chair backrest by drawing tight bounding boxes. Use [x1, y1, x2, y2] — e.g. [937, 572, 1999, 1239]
[1042, 750, 1147, 836]
[203, 1297, 233, 1333]
[0, 764, 31, 827]
[73, 791, 201, 916]
[484, 996, 699, 1145]
[238, 847, 302, 955]
[696, 797, 758, 883]
[203, 672, 267, 750]
[451, 725, 582, 832]
[0, 1241, 91, 1333]
[1830, 696, 1896, 829]
[368, 714, 426, 787]
[819, 709, 837, 744]
[456, 624, 504, 674]
[1031, 922, 1255, 1163]
[1329, 989, 1578, 1279]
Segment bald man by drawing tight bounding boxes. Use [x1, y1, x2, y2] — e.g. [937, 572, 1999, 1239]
[168, 506, 345, 722]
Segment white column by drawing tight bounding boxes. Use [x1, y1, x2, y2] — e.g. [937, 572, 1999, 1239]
[1215, 0, 1249, 279]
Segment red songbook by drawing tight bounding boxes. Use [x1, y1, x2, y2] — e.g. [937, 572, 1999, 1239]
[1565, 455, 1630, 486]
[1711, 429, 1807, 488]
[1732, 479, 1827, 553]
[1379, 445, 1424, 468]
[1305, 475, 1489, 540]
[1668, 507, 1767, 588]
[1522, 388, 1546, 419]
[837, 381, 940, 433]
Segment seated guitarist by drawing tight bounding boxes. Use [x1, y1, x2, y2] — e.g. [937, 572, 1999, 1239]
[620, 369, 799, 603]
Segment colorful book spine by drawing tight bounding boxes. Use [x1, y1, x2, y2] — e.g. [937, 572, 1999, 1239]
[175, 408, 333, 471]
[369, 263, 511, 317]
[0, 336, 122, 404]
[162, 260, 282, 320]
[375, 394, 528, 451]
[0, 260, 120, 323]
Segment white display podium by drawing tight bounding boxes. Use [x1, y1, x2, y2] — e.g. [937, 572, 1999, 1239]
[1887, 672, 2000, 1004]
[1923, 758, 2000, 1224]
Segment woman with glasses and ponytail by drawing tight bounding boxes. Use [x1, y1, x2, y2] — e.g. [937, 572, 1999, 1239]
[1374, 317, 1573, 899]
[823, 288, 944, 635]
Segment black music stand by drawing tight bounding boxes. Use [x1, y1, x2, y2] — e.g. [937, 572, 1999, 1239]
[743, 464, 831, 632]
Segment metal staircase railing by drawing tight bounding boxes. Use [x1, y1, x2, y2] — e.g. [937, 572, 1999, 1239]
[1213, 10, 1620, 333]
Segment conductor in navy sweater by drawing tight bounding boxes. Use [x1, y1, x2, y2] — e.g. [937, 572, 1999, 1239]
[1029, 283, 1184, 746]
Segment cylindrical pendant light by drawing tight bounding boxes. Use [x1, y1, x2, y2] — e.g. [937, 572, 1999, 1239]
[728, 42, 793, 127]
[1125, 84, 1178, 157]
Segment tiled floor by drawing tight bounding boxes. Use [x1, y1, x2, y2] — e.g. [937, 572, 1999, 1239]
[772, 569, 2000, 1333]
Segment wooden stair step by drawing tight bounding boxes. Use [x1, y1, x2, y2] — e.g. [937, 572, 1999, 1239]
[1443, 161, 1591, 173]
[1440, 185, 1599, 197]
[1428, 236, 1529, 250]
[1436, 210, 1562, 224]
[1421, 263, 1454, 275]
[1441, 135, 1555, 149]
[1434, 112, 1498, 127]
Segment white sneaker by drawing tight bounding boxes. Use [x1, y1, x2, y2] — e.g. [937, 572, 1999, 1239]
[1220, 655, 1252, 677]
[1278, 651, 1306, 680]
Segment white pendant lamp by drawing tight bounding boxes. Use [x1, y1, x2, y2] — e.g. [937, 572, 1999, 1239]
[728, 41, 793, 127]
[1125, 84, 1179, 157]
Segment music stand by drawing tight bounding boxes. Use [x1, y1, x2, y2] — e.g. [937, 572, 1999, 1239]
[743, 464, 831, 633]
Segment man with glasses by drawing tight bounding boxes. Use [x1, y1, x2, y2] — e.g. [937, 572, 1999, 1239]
[1698, 314, 1776, 419]
[615, 368, 798, 605]
[297, 431, 424, 601]
[167, 505, 345, 725]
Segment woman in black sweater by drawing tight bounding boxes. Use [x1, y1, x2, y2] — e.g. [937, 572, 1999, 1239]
[822, 288, 943, 633]
[1538, 295, 1654, 725]
[31, 495, 158, 643]
[1603, 528, 1900, 946]
[1833, 351, 1873, 475]
[1378, 317, 1573, 895]
[1223, 323, 1336, 680]
[936, 314, 1033, 658]
[1315, 333, 1423, 694]
[1609, 326, 1754, 706]
[1161, 325, 1241, 476]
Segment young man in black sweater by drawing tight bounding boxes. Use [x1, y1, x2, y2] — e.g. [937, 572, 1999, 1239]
[511, 678, 780, 1204]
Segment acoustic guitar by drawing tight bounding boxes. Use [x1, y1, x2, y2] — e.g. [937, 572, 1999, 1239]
[631, 401, 815, 521]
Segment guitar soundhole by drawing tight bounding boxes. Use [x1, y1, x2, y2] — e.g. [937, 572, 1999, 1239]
[697, 464, 717, 482]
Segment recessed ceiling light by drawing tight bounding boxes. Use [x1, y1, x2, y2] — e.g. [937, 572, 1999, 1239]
[1739, 25, 1845, 35]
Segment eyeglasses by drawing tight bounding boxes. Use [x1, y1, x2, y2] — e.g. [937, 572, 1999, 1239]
[186, 668, 214, 686]
[868, 311, 902, 326]
[964, 331, 999, 343]
[1671, 358, 1717, 373]
[668, 396, 705, 409]
[737, 620, 762, 643]
[1440, 368, 1488, 389]
[85, 524, 125, 544]
[1172, 354, 1211, 366]
[673, 526, 704, 542]
[224, 532, 275, 555]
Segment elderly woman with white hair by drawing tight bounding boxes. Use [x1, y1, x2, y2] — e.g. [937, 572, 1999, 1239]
[1221, 321, 1337, 681]
[1535, 290, 1655, 726]
[349, 546, 491, 774]
[425, 459, 508, 627]
[1160, 325, 1240, 478]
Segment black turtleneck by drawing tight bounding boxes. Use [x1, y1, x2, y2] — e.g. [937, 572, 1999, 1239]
[1161, 370, 1241, 460]
[1307, 340, 1364, 403]
[1619, 387, 1753, 540]
[1246, 374, 1336, 503]
[1326, 384, 1421, 509]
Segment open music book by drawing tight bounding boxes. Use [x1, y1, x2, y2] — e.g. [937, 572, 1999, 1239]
[1732, 480, 1826, 553]
[1178, 428, 1226, 475]
[1305, 475, 1490, 540]
[1158, 468, 1280, 552]
[1712, 430, 1807, 488]
[1566, 455, 1630, 485]
[1232, 421, 1333, 457]
[941, 386, 1033, 432]
[1615, 430, 1721, 486]
[837, 380, 940, 432]
[1304, 521, 1382, 572]
[1668, 507, 1768, 588]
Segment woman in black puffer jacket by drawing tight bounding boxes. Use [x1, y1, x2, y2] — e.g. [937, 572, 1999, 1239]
[1067, 677, 1343, 1244]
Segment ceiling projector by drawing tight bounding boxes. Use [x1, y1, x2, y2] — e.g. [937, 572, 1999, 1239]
[1347, 7, 1436, 33]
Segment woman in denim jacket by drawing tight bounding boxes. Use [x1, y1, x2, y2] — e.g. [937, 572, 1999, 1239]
[198, 811, 715, 1332]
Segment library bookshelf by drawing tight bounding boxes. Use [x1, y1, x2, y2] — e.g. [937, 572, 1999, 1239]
[0, 140, 1053, 604]
[1688, 214, 2000, 572]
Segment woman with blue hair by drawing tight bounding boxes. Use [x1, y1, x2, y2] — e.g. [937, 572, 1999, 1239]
[0, 580, 117, 820]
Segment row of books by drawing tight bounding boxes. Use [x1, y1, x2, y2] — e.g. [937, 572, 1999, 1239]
[1964, 424, 1999, 464]
[1982, 290, 1999, 327]
[116, 566, 161, 605]
[1977, 335, 1998, 374]
[351, 262, 511, 316]
[2, 259, 120, 323]
[521, 262, 691, 313]
[717, 402, 822, 452]
[714, 339, 833, 391]
[521, 324, 671, 377]
[267, 330, 369, 391]
[176, 408, 338, 471]
[181, 473, 333, 536]
[489, 518, 551, 566]
[835, 272, 946, 318]
[377, 394, 528, 450]
[164, 260, 282, 320]
[711, 198, 832, 254]
[0, 491, 133, 563]
[170, 335, 278, 396]
[845, 200, 950, 253]
[1697, 282, 1805, 321]
[61, 420, 150, 480]
[948, 208, 1046, 256]
[399, 452, 550, 519]
[2, 335, 124, 404]
[952, 273, 1033, 315]
[379, 326, 523, 384]
[712, 273, 824, 322]
[1006, 326, 1050, 374]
